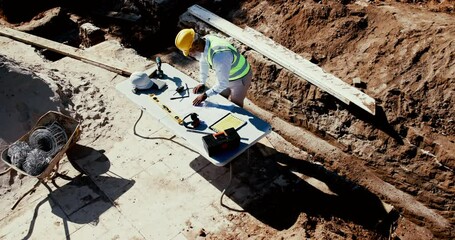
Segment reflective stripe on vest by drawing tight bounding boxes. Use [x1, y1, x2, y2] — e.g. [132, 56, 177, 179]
[206, 36, 250, 81]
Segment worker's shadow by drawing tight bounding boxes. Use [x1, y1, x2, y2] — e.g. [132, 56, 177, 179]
[191, 143, 398, 237]
[23, 144, 135, 239]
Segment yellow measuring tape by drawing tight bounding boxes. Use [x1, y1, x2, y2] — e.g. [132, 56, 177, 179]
[149, 94, 183, 125]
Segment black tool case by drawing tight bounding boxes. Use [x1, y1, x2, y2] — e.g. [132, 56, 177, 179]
[202, 128, 240, 157]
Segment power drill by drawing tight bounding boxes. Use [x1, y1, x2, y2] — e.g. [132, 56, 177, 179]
[155, 57, 164, 79]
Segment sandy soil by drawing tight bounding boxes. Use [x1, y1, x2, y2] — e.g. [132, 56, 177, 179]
[0, 0, 454, 239]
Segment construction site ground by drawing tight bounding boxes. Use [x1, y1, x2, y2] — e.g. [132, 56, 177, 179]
[0, 0, 454, 239]
[0, 39, 348, 240]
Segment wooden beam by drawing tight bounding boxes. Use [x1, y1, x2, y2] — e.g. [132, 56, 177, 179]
[0, 26, 133, 76]
[188, 4, 376, 115]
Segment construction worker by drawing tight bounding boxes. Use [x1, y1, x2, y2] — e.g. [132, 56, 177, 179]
[175, 28, 252, 108]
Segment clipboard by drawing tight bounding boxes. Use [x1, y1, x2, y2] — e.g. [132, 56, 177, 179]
[209, 113, 246, 133]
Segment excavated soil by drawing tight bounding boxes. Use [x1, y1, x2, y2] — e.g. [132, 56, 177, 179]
[0, 0, 454, 239]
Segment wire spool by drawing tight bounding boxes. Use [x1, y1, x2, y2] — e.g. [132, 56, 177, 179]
[28, 121, 68, 157]
[7, 141, 32, 168]
[22, 148, 51, 176]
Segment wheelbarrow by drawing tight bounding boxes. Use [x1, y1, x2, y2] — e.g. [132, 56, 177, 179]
[1, 111, 81, 209]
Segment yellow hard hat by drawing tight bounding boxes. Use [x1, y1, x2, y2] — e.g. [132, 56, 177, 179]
[175, 28, 195, 56]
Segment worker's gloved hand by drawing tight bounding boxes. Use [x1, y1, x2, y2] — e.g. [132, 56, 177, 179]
[192, 93, 207, 106]
[193, 84, 205, 94]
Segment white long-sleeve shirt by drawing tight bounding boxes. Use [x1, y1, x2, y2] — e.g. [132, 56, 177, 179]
[199, 39, 233, 97]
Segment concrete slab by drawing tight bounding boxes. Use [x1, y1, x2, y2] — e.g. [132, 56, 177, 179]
[0, 196, 82, 239]
[158, 141, 206, 180]
[112, 161, 197, 239]
[69, 200, 143, 239]
[92, 134, 164, 180]
[88, 174, 135, 203]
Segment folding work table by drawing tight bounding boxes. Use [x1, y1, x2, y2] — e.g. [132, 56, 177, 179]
[116, 63, 271, 166]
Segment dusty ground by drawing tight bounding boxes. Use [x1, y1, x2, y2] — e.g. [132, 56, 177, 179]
[0, 0, 454, 239]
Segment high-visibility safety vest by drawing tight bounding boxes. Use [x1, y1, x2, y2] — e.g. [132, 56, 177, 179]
[205, 36, 250, 81]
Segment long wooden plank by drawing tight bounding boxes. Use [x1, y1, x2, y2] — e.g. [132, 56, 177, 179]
[188, 4, 376, 115]
[0, 26, 133, 76]
[242, 27, 349, 104]
[243, 27, 376, 114]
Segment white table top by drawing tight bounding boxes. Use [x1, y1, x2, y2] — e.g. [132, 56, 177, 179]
[116, 63, 271, 166]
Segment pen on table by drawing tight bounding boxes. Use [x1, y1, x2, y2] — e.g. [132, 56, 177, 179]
[186, 129, 211, 134]
[170, 95, 189, 100]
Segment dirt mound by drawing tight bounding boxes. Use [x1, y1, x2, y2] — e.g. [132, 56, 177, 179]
[222, 0, 454, 238]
